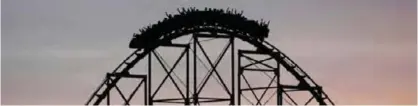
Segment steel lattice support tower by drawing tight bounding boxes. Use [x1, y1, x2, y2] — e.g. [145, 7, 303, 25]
[85, 7, 334, 105]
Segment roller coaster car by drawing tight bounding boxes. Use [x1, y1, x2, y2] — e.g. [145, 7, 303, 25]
[129, 34, 142, 49]
[129, 33, 172, 49]
[248, 23, 269, 41]
[129, 33, 152, 49]
[256, 47, 273, 53]
[252, 30, 269, 42]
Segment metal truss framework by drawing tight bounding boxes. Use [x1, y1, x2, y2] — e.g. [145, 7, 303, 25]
[237, 50, 330, 105]
[86, 33, 334, 105]
[85, 6, 334, 106]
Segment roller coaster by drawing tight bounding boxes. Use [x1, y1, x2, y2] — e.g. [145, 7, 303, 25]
[85, 7, 334, 105]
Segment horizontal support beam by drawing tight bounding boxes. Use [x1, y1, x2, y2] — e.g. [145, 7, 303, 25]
[199, 98, 230, 103]
[238, 50, 277, 55]
[194, 33, 231, 38]
[241, 85, 321, 91]
[241, 86, 277, 91]
[107, 73, 147, 79]
[160, 43, 190, 48]
[153, 97, 230, 103]
[153, 101, 185, 104]
[241, 68, 276, 72]
[153, 98, 184, 102]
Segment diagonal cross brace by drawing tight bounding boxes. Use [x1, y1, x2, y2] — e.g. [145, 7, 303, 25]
[151, 49, 189, 99]
[242, 55, 275, 69]
[195, 40, 232, 96]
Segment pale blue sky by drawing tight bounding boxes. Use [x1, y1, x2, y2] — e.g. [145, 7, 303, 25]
[1, 0, 416, 105]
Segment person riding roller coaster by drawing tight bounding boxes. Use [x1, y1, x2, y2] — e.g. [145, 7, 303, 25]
[129, 7, 270, 50]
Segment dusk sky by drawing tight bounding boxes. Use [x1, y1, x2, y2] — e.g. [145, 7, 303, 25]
[2, 0, 417, 105]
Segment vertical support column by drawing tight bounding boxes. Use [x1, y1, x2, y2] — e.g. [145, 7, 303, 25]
[230, 37, 235, 105]
[237, 50, 242, 105]
[277, 57, 282, 105]
[106, 75, 110, 105]
[148, 52, 153, 105]
[186, 46, 190, 105]
[144, 78, 148, 105]
[193, 35, 198, 105]
[318, 87, 323, 103]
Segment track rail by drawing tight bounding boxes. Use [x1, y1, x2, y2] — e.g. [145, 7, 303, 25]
[86, 7, 334, 105]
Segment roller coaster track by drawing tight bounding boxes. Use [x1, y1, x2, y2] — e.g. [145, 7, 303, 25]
[86, 7, 334, 105]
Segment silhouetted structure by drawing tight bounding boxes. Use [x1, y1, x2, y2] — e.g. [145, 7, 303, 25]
[86, 7, 334, 105]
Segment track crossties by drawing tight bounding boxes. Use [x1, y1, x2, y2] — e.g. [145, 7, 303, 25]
[129, 7, 270, 49]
